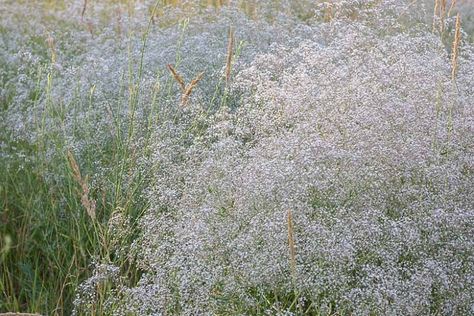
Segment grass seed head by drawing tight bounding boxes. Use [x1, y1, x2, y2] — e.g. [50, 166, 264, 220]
[167, 64, 186, 92]
[181, 71, 204, 106]
[451, 13, 462, 80]
[67, 150, 96, 220]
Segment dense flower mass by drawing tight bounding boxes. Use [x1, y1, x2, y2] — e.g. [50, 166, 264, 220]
[1, 0, 474, 315]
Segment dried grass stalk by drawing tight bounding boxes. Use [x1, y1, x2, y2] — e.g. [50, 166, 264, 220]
[46, 35, 56, 63]
[287, 209, 297, 282]
[167, 64, 186, 92]
[451, 13, 461, 81]
[433, 0, 448, 33]
[225, 26, 234, 84]
[181, 72, 204, 106]
[447, 0, 457, 17]
[67, 150, 96, 220]
[440, 0, 447, 32]
[81, 0, 88, 21]
[86, 20, 94, 36]
[433, 0, 439, 32]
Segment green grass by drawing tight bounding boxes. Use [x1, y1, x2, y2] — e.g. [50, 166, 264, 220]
[0, 109, 147, 315]
[1, 142, 89, 314]
[0, 46, 147, 316]
[0, 4, 166, 313]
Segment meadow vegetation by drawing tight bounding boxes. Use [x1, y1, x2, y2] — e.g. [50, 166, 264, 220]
[1, 0, 473, 315]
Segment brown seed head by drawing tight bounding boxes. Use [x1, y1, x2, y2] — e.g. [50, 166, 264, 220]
[287, 209, 296, 282]
[167, 64, 186, 92]
[181, 72, 204, 106]
[451, 13, 461, 81]
[67, 150, 96, 220]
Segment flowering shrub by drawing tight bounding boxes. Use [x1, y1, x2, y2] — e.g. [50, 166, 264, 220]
[1, 0, 473, 315]
[69, 2, 474, 315]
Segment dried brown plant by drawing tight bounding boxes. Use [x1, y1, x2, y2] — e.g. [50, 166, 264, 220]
[440, 0, 447, 32]
[448, 0, 457, 17]
[81, 0, 88, 21]
[287, 209, 297, 282]
[46, 35, 56, 63]
[181, 72, 204, 106]
[225, 26, 235, 84]
[433, 0, 439, 32]
[167, 64, 186, 92]
[433, 0, 449, 33]
[67, 150, 96, 220]
[451, 13, 461, 80]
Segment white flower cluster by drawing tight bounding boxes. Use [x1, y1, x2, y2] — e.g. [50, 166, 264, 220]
[120, 2, 474, 315]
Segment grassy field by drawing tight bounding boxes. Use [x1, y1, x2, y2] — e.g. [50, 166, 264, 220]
[1, 1, 474, 315]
